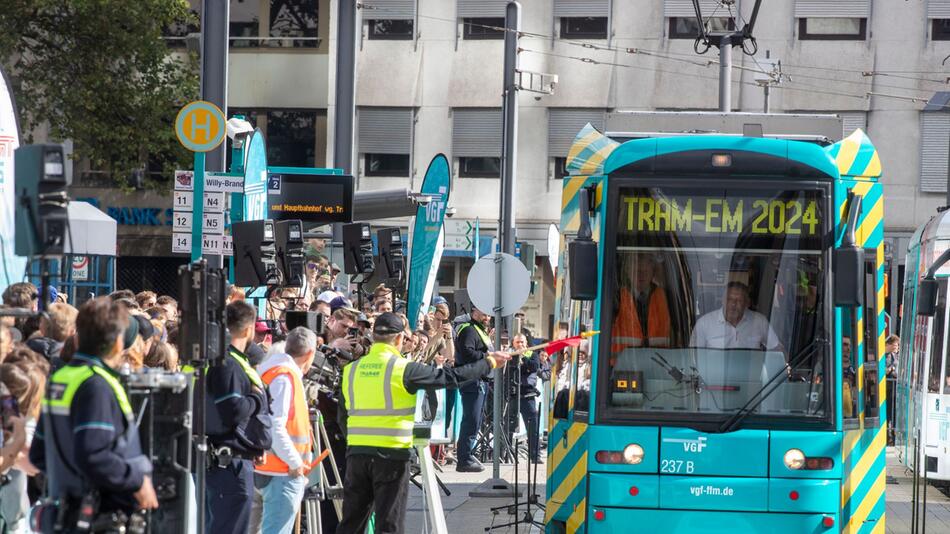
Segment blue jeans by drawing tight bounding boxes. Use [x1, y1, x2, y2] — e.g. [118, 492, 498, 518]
[260, 474, 308, 534]
[457, 382, 486, 464]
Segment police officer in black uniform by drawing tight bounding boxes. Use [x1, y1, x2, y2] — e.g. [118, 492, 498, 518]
[30, 297, 159, 532]
[205, 300, 270, 534]
[510, 334, 544, 463]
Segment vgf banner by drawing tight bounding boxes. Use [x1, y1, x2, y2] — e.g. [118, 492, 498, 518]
[406, 154, 451, 328]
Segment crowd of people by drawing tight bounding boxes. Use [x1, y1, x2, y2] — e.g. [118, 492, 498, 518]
[0, 246, 554, 534]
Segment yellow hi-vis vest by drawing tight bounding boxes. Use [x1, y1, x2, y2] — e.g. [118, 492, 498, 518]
[341, 343, 417, 449]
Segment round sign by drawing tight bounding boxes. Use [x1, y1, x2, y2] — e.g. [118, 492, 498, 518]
[466, 252, 530, 317]
[175, 100, 227, 152]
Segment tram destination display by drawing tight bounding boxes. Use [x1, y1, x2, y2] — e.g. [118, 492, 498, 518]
[618, 186, 825, 248]
[267, 173, 354, 223]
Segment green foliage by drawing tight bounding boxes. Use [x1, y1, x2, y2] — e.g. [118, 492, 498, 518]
[0, 0, 200, 190]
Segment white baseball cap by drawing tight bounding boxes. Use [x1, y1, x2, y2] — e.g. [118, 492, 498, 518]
[317, 290, 341, 304]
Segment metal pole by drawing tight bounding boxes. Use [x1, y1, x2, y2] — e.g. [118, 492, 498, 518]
[719, 35, 732, 113]
[333, 0, 357, 173]
[331, 0, 358, 279]
[763, 84, 770, 113]
[495, 0, 521, 481]
[200, 0, 228, 269]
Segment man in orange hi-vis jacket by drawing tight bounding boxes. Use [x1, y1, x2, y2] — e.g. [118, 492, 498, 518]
[611, 254, 672, 357]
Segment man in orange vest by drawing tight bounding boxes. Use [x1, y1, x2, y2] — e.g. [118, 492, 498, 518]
[612, 254, 672, 357]
[254, 326, 317, 533]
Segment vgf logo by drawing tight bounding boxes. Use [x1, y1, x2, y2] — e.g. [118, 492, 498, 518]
[663, 436, 708, 453]
[424, 187, 447, 223]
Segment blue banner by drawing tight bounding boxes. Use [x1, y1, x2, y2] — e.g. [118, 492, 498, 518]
[406, 154, 451, 328]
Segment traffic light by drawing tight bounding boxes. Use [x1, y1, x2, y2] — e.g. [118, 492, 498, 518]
[15, 144, 69, 257]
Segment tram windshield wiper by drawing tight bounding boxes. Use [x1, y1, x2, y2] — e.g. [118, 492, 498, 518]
[716, 338, 825, 434]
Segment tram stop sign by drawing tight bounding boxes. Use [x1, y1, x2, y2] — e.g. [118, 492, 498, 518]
[466, 252, 530, 316]
[175, 100, 226, 152]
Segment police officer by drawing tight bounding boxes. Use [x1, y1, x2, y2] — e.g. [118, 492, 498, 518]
[337, 312, 511, 534]
[205, 300, 270, 534]
[30, 297, 159, 531]
[454, 307, 506, 472]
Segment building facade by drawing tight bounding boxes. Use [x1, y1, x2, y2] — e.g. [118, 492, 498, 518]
[53, 0, 950, 331]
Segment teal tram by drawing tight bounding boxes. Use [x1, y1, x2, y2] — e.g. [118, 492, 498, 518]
[545, 113, 888, 533]
[895, 209, 950, 486]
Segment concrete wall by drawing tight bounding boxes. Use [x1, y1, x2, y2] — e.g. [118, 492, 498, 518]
[325, 0, 950, 236]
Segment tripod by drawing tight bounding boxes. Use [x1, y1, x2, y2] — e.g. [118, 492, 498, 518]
[487, 358, 544, 533]
[302, 409, 344, 534]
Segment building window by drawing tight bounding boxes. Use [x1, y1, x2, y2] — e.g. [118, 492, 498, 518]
[368, 19, 414, 40]
[459, 157, 501, 178]
[269, 0, 318, 48]
[553, 157, 568, 179]
[560, 17, 608, 39]
[668, 16, 734, 39]
[934, 19, 950, 41]
[230, 0, 262, 48]
[798, 18, 866, 40]
[364, 154, 410, 177]
[463, 18, 505, 40]
[267, 111, 316, 167]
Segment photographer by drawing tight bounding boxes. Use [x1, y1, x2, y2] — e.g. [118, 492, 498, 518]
[29, 297, 159, 530]
[337, 313, 512, 534]
[205, 301, 271, 534]
[323, 298, 363, 360]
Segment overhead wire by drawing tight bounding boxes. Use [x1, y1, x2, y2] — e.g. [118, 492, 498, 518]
[357, 2, 950, 102]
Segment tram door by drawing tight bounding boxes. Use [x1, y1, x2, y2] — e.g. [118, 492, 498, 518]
[923, 279, 950, 478]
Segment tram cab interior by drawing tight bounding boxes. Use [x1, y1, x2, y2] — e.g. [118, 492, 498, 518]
[577, 181, 874, 432]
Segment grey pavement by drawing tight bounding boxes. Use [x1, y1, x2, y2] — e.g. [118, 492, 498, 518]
[402, 447, 950, 533]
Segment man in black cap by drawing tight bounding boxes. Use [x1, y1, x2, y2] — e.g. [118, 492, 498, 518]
[337, 312, 511, 534]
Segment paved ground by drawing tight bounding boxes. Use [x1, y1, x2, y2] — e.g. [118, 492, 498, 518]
[401, 447, 950, 533]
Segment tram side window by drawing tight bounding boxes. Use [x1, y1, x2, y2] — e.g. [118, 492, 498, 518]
[863, 253, 880, 419]
[842, 309, 858, 423]
[552, 321, 573, 419]
[928, 283, 947, 393]
[574, 302, 595, 416]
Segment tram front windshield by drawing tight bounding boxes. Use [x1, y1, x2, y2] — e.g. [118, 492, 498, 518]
[598, 183, 830, 426]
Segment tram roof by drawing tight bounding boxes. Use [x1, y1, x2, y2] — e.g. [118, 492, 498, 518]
[565, 116, 881, 182]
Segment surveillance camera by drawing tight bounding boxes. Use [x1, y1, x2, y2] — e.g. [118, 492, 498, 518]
[534, 96, 542, 101]
[445, 207, 457, 218]
[227, 118, 254, 139]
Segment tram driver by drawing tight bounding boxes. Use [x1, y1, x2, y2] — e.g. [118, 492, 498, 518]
[690, 282, 782, 352]
[611, 253, 672, 358]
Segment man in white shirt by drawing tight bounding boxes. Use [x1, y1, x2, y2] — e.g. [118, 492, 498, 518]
[690, 282, 782, 351]
[252, 327, 317, 534]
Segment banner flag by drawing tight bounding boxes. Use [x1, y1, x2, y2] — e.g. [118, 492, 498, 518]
[406, 154, 451, 327]
[0, 67, 24, 290]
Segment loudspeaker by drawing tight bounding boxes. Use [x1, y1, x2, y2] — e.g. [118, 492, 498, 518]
[285, 310, 323, 334]
[177, 261, 227, 363]
[377, 228, 404, 280]
[14, 144, 69, 257]
[342, 222, 374, 275]
[232, 220, 280, 287]
[275, 220, 305, 288]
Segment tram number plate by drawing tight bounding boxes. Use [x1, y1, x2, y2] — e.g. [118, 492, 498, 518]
[661, 459, 695, 474]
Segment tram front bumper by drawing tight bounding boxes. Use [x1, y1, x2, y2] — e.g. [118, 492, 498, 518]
[587, 473, 840, 532]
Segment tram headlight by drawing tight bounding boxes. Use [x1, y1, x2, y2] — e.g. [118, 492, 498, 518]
[622, 443, 644, 465]
[784, 448, 806, 470]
